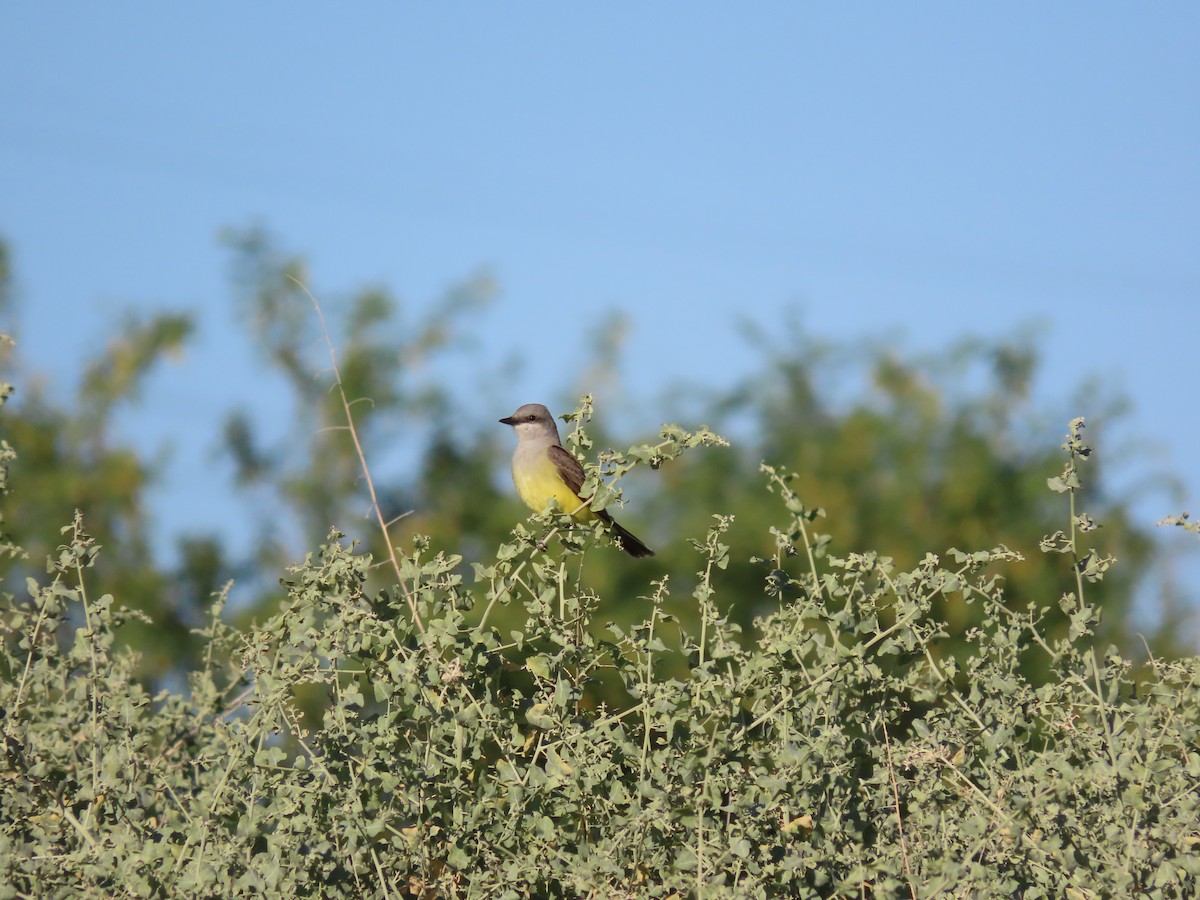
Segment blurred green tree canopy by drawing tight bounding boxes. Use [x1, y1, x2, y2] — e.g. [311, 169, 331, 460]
[0, 228, 1190, 687]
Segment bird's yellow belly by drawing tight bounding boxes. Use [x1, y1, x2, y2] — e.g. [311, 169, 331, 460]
[513, 457, 594, 520]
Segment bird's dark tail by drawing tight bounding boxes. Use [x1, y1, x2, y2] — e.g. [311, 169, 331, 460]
[609, 519, 654, 558]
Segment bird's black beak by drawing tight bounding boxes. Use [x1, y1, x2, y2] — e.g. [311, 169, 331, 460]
[499, 416, 515, 426]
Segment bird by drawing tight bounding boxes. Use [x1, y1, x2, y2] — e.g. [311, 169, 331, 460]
[499, 403, 654, 558]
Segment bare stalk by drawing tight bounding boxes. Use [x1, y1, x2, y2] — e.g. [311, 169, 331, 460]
[292, 276, 425, 635]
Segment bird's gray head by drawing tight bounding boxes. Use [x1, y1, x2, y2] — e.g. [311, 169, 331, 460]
[499, 403, 562, 443]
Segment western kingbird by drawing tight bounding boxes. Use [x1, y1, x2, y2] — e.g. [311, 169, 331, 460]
[499, 403, 654, 558]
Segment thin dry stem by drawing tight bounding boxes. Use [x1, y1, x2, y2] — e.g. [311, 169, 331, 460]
[882, 720, 917, 899]
[290, 276, 425, 635]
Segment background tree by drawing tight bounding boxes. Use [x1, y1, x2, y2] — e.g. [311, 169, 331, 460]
[216, 227, 506, 616]
[210, 229, 1178, 665]
[0, 297, 214, 678]
[0, 228, 1190, 692]
[654, 319, 1162, 661]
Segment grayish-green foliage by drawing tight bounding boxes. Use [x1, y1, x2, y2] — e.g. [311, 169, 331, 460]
[3, 381, 1198, 896]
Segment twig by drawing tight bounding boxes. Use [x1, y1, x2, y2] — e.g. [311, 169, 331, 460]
[881, 720, 917, 898]
[290, 276, 425, 635]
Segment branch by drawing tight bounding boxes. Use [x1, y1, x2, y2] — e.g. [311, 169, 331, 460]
[291, 277, 425, 635]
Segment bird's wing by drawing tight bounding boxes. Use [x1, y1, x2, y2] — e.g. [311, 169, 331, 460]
[547, 444, 615, 524]
[547, 444, 587, 497]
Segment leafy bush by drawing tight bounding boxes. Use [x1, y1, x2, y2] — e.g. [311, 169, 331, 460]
[3, 374, 1199, 899]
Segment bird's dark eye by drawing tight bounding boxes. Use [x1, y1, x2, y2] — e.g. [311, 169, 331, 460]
[527, 415, 536, 421]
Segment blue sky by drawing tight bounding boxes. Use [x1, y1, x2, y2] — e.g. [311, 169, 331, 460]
[2, 5, 1198, 605]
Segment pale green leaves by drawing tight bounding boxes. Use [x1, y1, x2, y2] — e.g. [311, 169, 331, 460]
[4, 417, 1197, 897]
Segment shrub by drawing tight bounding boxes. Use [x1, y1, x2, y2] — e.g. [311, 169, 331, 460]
[2, 403, 1199, 897]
